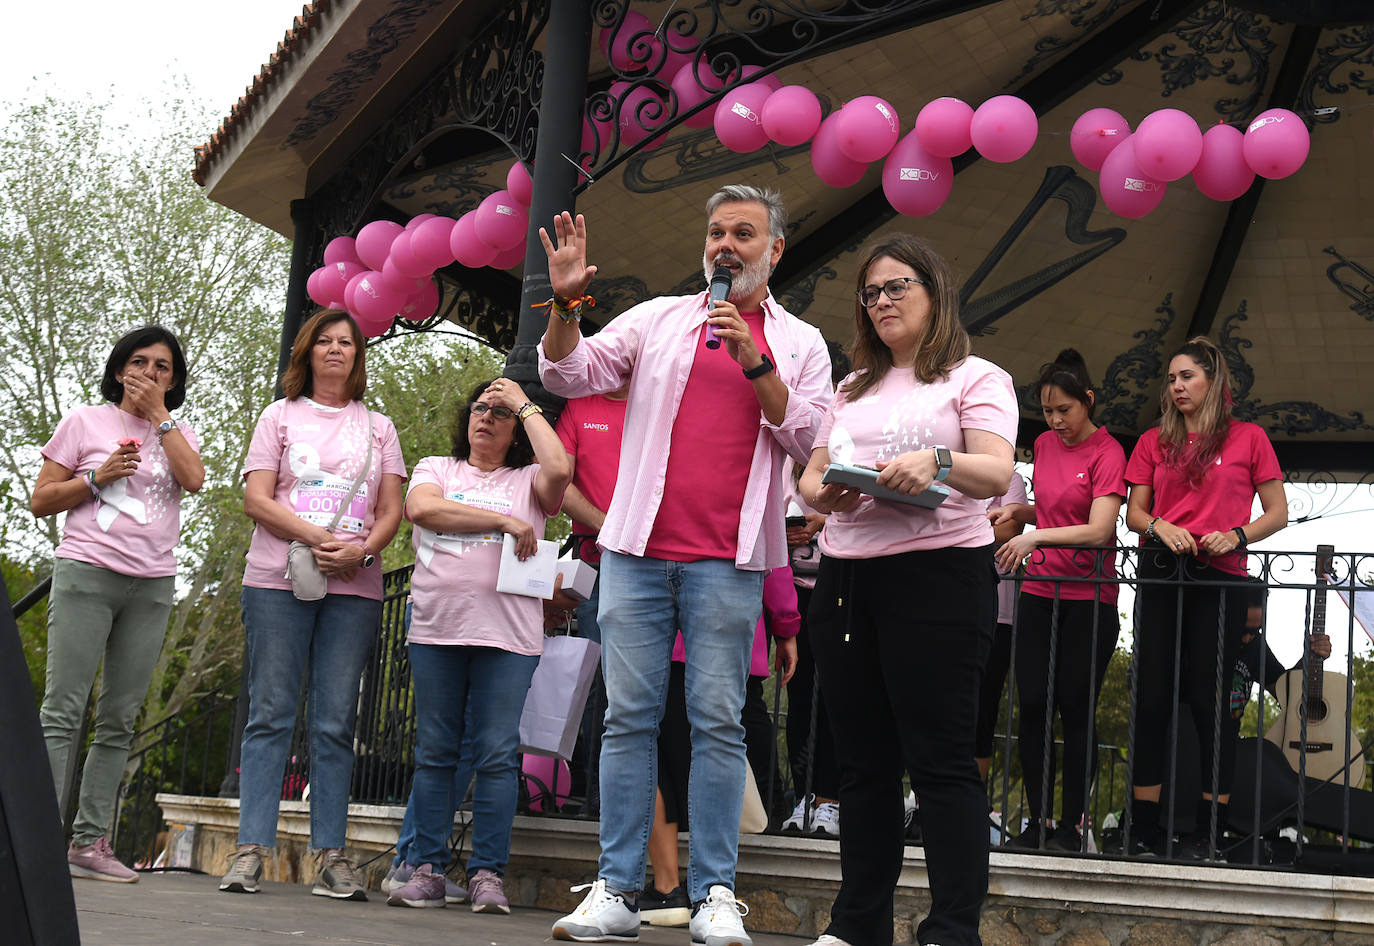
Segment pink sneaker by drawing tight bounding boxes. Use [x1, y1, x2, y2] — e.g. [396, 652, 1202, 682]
[68, 837, 138, 883]
[468, 868, 510, 914]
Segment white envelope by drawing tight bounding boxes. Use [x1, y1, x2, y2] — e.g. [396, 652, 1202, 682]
[496, 534, 559, 599]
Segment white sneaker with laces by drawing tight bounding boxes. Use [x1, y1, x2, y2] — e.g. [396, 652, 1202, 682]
[810, 801, 840, 838]
[781, 795, 813, 834]
[689, 885, 751, 946]
[551, 879, 640, 942]
[903, 790, 917, 828]
[806, 936, 854, 946]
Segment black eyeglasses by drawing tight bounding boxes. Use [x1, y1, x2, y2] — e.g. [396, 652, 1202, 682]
[857, 276, 926, 307]
[471, 402, 515, 420]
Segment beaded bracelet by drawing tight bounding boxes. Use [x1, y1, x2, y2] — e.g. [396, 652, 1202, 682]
[1146, 516, 1160, 539]
[533, 294, 597, 324]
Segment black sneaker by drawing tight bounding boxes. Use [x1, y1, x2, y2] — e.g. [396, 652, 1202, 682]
[639, 885, 690, 927]
[1168, 832, 1221, 862]
[1047, 825, 1085, 853]
[1102, 828, 1160, 857]
[1008, 820, 1050, 850]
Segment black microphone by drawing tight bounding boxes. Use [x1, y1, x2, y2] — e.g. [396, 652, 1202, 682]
[706, 265, 733, 349]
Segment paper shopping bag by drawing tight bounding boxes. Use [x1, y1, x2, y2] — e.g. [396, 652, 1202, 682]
[518, 634, 602, 760]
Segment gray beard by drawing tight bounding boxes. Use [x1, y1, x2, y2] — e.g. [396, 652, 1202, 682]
[702, 252, 771, 304]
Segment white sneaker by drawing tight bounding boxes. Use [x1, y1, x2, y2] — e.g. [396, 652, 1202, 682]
[903, 790, 917, 828]
[689, 885, 751, 946]
[807, 936, 854, 946]
[782, 795, 813, 833]
[811, 801, 840, 838]
[552, 879, 641, 942]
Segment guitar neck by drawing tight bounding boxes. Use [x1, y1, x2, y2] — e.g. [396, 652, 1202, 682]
[1307, 545, 1334, 709]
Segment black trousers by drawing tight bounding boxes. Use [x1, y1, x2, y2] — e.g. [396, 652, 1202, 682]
[786, 585, 841, 799]
[1014, 593, 1118, 827]
[974, 622, 1013, 760]
[1132, 544, 1250, 796]
[810, 546, 995, 946]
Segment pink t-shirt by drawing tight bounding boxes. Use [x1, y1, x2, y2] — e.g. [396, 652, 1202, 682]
[555, 394, 627, 565]
[42, 403, 201, 578]
[241, 398, 407, 600]
[817, 357, 1019, 559]
[406, 457, 551, 655]
[645, 311, 773, 562]
[1024, 426, 1127, 603]
[988, 472, 1030, 623]
[1125, 421, 1282, 576]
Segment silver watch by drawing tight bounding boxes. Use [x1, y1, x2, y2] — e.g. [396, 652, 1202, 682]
[156, 419, 178, 438]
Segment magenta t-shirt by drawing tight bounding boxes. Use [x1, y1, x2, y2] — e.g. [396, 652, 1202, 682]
[42, 403, 201, 578]
[241, 397, 407, 600]
[1125, 421, 1282, 576]
[817, 357, 1019, 559]
[644, 311, 772, 562]
[555, 394, 627, 564]
[1023, 426, 1127, 603]
[406, 457, 551, 655]
[989, 472, 1029, 622]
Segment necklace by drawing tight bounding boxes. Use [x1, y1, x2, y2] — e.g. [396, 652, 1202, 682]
[117, 406, 155, 447]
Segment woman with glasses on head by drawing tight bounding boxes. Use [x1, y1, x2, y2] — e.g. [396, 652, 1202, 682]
[799, 235, 1017, 946]
[989, 349, 1125, 853]
[385, 377, 570, 911]
[33, 325, 204, 883]
[1118, 336, 1287, 860]
[221, 309, 407, 900]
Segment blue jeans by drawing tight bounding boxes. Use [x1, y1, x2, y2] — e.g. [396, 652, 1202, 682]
[596, 552, 762, 902]
[392, 734, 475, 870]
[237, 587, 381, 849]
[404, 643, 538, 874]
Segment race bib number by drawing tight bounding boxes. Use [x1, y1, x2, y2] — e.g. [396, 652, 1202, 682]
[433, 488, 509, 544]
[295, 474, 369, 533]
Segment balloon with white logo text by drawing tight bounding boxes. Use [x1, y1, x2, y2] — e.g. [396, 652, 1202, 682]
[834, 96, 900, 163]
[1098, 135, 1167, 218]
[1069, 107, 1131, 172]
[714, 83, 771, 153]
[970, 95, 1038, 163]
[506, 162, 534, 206]
[473, 190, 529, 251]
[399, 280, 440, 323]
[450, 212, 499, 268]
[1192, 123, 1254, 201]
[882, 131, 954, 217]
[318, 261, 363, 309]
[1242, 108, 1309, 179]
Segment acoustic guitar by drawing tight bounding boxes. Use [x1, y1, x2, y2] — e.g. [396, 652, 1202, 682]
[1264, 544, 1365, 788]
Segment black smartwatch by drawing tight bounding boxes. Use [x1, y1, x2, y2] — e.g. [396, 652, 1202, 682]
[742, 353, 774, 379]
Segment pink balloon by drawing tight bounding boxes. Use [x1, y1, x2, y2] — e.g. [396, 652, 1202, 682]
[1192, 123, 1255, 201]
[306, 269, 331, 308]
[353, 272, 405, 322]
[353, 309, 394, 339]
[404, 213, 436, 231]
[599, 11, 655, 72]
[671, 59, 728, 129]
[1070, 107, 1132, 172]
[410, 216, 458, 270]
[882, 132, 955, 217]
[387, 231, 432, 279]
[971, 96, 1038, 163]
[318, 261, 363, 309]
[834, 96, 901, 163]
[343, 271, 371, 315]
[739, 65, 783, 93]
[714, 83, 772, 153]
[619, 83, 669, 149]
[506, 162, 534, 206]
[1243, 108, 1309, 179]
[474, 190, 529, 251]
[811, 111, 868, 188]
[1134, 109, 1203, 182]
[649, 38, 693, 82]
[381, 255, 429, 294]
[915, 97, 974, 158]
[761, 85, 822, 147]
[1098, 136, 1167, 218]
[323, 236, 359, 266]
[522, 754, 571, 812]
[451, 212, 498, 268]
[399, 280, 440, 323]
[355, 220, 404, 272]
[489, 240, 527, 270]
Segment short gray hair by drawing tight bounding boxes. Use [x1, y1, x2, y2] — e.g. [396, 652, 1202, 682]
[705, 185, 787, 243]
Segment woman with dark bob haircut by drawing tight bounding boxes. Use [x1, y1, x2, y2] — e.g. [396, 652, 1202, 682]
[33, 324, 205, 882]
[799, 234, 1017, 946]
[221, 309, 407, 901]
[384, 377, 569, 911]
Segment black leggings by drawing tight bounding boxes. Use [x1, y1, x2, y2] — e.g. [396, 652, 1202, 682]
[1014, 593, 1118, 827]
[785, 586, 841, 799]
[1132, 544, 1250, 795]
[974, 622, 1013, 760]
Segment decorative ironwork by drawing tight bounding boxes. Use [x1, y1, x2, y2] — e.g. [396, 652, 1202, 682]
[1323, 245, 1374, 322]
[776, 264, 839, 319]
[1296, 24, 1374, 126]
[1148, 3, 1274, 121]
[385, 166, 497, 217]
[1008, 0, 1135, 88]
[370, 276, 519, 352]
[620, 126, 814, 193]
[1095, 293, 1179, 431]
[1219, 306, 1374, 436]
[1283, 470, 1374, 523]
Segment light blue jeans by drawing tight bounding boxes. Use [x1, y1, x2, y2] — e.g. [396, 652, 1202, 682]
[237, 587, 381, 849]
[404, 643, 538, 874]
[596, 552, 762, 902]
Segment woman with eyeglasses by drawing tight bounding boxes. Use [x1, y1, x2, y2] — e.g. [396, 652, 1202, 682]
[799, 234, 1017, 946]
[386, 377, 570, 911]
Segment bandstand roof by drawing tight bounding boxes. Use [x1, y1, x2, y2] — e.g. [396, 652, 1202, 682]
[197, 0, 1374, 472]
